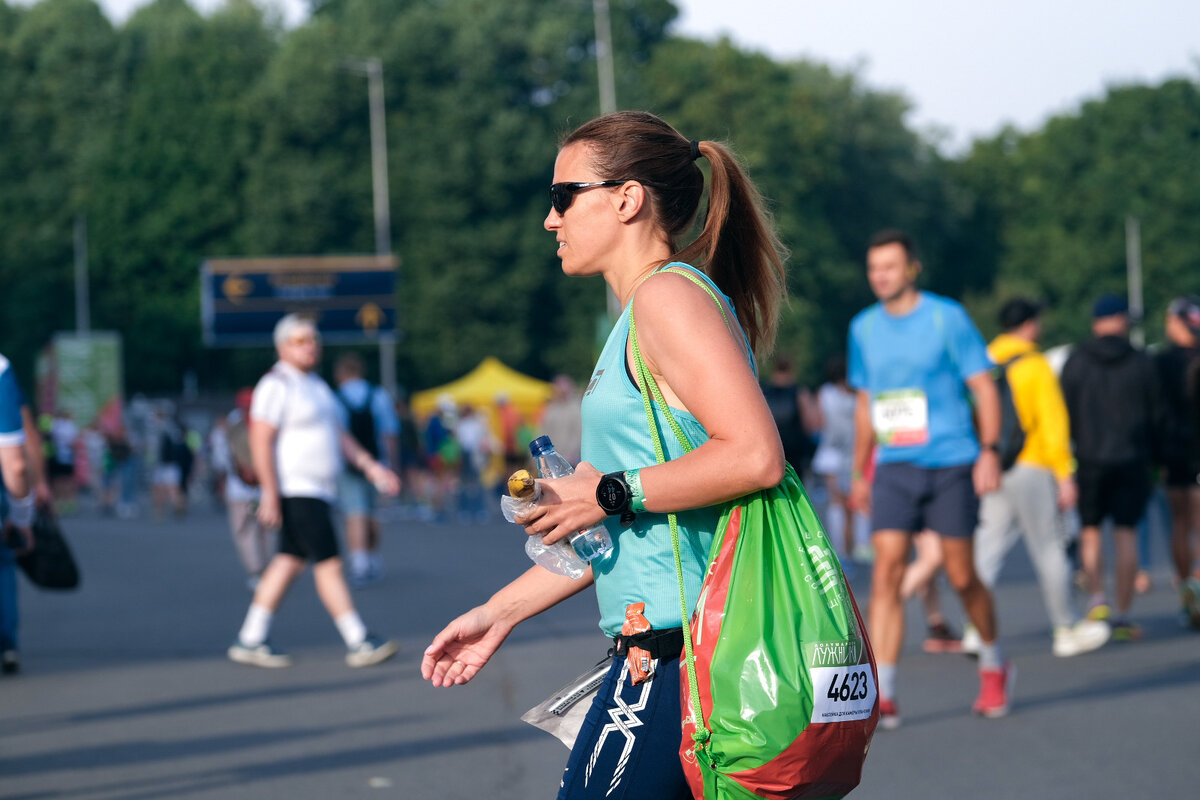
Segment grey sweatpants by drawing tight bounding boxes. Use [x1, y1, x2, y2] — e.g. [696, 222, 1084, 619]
[974, 464, 1076, 629]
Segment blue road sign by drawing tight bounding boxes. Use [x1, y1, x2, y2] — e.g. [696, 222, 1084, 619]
[201, 255, 398, 346]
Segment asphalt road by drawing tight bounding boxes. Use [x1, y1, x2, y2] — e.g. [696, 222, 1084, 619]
[1, 497, 1196, 799]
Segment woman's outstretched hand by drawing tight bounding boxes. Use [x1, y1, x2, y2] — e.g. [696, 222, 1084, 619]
[421, 605, 514, 688]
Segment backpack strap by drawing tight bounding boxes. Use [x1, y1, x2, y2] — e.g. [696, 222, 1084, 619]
[628, 269, 740, 752]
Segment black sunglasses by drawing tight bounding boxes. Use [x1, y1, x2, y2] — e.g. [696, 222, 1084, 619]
[549, 180, 629, 215]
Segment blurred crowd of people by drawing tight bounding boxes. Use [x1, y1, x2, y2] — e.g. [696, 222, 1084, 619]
[17, 374, 584, 539]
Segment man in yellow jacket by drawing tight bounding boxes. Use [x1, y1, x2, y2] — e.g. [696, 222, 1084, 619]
[965, 298, 1111, 657]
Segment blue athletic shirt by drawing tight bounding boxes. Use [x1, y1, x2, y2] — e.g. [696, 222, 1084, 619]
[0, 355, 26, 449]
[847, 291, 990, 468]
[580, 263, 751, 637]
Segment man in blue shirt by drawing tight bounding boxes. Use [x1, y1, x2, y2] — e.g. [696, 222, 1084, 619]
[333, 352, 399, 587]
[0, 354, 35, 674]
[848, 230, 1009, 728]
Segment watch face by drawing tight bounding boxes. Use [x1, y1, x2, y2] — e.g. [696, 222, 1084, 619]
[597, 475, 628, 513]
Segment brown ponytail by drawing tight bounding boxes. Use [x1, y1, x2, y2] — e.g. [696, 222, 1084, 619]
[562, 111, 788, 355]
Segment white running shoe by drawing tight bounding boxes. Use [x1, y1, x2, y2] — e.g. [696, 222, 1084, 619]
[346, 635, 398, 668]
[227, 640, 292, 668]
[1052, 619, 1111, 657]
[960, 624, 982, 657]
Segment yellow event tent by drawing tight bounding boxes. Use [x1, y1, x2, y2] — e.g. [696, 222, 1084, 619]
[411, 356, 554, 426]
[411, 358, 556, 483]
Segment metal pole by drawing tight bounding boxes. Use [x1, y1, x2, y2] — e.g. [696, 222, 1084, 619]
[593, 0, 617, 116]
[593, 0, 622, 321]
[365, 59, 398, 395]
[365, 58, 393, 259]
[74, 214, 90, 334]
[1126, 216, 1144, 348]
[344, 57, 397, 395]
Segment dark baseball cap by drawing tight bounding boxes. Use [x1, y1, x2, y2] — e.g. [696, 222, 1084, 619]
[1168, 295, 1200, 334]
[998, 297, 1044, 331]
[1092, 293, 1128, 319]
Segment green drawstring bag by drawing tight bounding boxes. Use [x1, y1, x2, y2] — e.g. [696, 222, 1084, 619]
[631, 267, 878, 800]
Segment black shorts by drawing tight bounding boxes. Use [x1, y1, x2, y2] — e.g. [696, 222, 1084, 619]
[871, 461, 979, 538]
[1076, 461, 1151, 528]
[1163, 459, 1200, 489]
[279, 497, 341, 563]
[48, 459, 74, 479]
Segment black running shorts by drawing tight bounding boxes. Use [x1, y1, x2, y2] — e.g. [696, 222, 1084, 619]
[871, 461, 979, 538]
[278, 497, 341, 563]
[1163, 459, 1200, 490]
[1076, 461, 1151, 528]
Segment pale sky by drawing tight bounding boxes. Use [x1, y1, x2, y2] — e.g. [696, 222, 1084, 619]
[81, 0, 1200, 151]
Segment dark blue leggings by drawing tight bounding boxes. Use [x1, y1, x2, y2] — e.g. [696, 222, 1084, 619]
[556, 651, 692, 800]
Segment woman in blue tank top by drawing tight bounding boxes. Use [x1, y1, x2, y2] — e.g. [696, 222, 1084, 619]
[422, 111, 788, 799]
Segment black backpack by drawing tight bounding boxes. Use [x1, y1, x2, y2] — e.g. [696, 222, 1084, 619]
[761, 381, 816, 473]
[340, 387, 379, 475]
[994, 355, 1028, 471]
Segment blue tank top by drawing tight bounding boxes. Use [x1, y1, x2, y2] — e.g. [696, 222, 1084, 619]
[580, 263, 751, 636]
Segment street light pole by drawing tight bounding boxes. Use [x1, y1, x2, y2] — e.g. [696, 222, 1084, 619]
[343, 57, 397, 395]
[593, 0, 617, 116]
[593, 0, 622, 322]
[1125, 216, 1144, 348]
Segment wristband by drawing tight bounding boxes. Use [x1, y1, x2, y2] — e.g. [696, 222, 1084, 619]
[626, 468, 647, 513]
[851, 469, 864, 481]
[7, 492, 33, 528]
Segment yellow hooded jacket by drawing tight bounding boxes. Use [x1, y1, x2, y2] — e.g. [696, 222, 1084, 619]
[987, 333, 1074, 481]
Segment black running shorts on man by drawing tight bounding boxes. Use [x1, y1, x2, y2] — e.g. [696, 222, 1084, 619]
[279, 497, 341, 563]
[1075, 460, 1152, 528]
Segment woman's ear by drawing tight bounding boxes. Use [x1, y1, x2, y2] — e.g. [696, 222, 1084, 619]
[613, 181, 647, 222]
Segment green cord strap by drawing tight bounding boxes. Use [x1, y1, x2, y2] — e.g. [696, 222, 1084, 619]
[627, 265, 737, 751]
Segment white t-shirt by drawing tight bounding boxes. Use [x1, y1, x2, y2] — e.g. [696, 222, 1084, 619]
[250, 361, 343, 502]
[51, 418, 78, 464]
[812, 382, 857, 477]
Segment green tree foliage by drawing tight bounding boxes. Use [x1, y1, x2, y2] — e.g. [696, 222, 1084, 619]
[0, 0, 118, 377]
[956, 77, 1200, 347]
[2, 0, 1196, 401]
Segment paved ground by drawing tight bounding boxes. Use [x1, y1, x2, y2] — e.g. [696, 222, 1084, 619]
[1, 499, 1196, 799]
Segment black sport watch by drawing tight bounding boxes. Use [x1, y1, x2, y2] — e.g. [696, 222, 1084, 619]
[596, 471, 633, 516]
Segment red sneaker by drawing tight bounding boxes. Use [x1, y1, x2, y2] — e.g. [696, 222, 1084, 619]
[972, 663, 1014, 718]
[878, 697, 901, 730]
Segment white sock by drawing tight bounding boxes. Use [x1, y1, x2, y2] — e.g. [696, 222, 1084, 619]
[335, 611, 368, 648]
[369, 552, 384, 574]
[877, 663, 897, 700]
[350, 550, 370, 575]
[239, 604, 273, 647]
[978, 640, 1005, 670]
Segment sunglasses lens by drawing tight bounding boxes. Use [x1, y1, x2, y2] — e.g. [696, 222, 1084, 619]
[550, 184, 571, 214]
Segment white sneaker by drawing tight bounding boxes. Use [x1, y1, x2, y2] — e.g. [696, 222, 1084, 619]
[1052, 619, 1111, 657]
[960, 624, 982, 657]
[345, 634, 398, 668]
[227, 640, 292, 668]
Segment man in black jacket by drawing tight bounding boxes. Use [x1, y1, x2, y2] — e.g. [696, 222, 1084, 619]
[1061, 293, 1161, 641]
[1153, 296, 1200, 628]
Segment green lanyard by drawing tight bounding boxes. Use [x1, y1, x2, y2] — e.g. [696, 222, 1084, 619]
[627, 266, 735, 753]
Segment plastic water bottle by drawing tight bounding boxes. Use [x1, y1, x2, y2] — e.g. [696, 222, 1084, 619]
[529, 435, 614, 561]
[500, 484, 587, 579]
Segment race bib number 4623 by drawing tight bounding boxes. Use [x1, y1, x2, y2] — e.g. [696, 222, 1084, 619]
[871, 389, 929, 447]
[810, 665, 877, 723]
